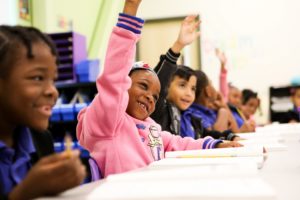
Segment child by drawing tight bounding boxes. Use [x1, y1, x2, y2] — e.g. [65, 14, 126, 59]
[183, 69, 252, 134]
[76, 0, 241, 179]
[216, 48, 255, 131]
[150, 15, 199, 135]
[241, 89, 260, 121]
[151, 16, 240, 141]
[0, 25, 86, 200]
[216, 48, 242, 108]
[280, 87, 300, 123]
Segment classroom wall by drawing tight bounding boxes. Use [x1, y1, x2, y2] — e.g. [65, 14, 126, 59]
[0, 0, 17, 25]
[139, 0, 300, 124]
[33, 0, 123, 60]
[12, 0, 123, 62]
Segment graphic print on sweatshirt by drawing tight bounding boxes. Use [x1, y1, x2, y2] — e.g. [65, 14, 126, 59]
[147, 125, 164, 160]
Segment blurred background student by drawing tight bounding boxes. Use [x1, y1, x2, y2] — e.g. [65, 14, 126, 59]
[279, 87, 300, 123]
[216, 48, 255, 132]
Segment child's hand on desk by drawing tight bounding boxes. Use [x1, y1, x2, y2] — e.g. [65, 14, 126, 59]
[232, 136, 243, 141]
[239, 120, 256, 132]
[216, 141, 243, 148]
[9, 150, 86, 200]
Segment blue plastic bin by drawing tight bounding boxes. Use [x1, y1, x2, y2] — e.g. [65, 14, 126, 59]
[60, 104, 75, 121]
[75, 103, 87, 116]
[50, 105, 61, 121]
[76, 59, 100, 82]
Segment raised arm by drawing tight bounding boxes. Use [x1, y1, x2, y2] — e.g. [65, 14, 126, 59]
[171, 15, 201, 53]
[152, 15, 200, 120]
[215, 48, 228, 101]
[77, 0, 144, 145]
[123, 0, 141, 16]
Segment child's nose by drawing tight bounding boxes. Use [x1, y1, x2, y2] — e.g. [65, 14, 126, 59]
[45, 82, 59, 99]
[145, 93, 154, 103]
[186, 89, 194, 97]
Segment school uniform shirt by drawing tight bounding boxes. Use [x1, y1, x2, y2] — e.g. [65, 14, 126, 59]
[188, 104, 218, 129]
[181, 107, 237, 141]
[0, 127, 54, 197]
[0, 127, 35, 195]
[279, 107, 300, 123]
[228, 104, 244, 128]
[151, 48, 182, 135]
[76, 13, 222, 178]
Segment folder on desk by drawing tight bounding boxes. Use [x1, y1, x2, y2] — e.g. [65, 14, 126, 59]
[149, 156, 264, 169]
[165, 146, 264, 159]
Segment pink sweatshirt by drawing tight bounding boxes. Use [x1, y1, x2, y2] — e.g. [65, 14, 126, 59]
[220, 67, 228, 102]
[77, 14, 221, 178]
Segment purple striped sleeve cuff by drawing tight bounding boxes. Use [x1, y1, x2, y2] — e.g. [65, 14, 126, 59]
[202, 136, 223, 149]
[117, 13, 145, 34]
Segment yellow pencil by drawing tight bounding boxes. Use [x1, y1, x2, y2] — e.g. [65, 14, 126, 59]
[175, 155, 238, 158]
[237, 108, 246, 121]
[64, 133, 73, 158]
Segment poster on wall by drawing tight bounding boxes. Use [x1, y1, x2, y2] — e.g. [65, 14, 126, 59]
[19, 0, 31, 21]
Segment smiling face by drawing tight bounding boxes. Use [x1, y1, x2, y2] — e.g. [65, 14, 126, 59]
[0, 42, 58, 132]
[241, 97, 259, 119]
[166, 75, 197, 111]
[127, 70, 161, 120]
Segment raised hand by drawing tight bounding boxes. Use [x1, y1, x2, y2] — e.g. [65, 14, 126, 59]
[172, 15, 201, 53]
[215, 48, 227, 71]
[123, 0, 142, 16]
[9, 150, 86, 200]
[212, 92, 228, 110]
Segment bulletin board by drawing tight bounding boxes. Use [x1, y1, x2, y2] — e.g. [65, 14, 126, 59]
[137, 16, 201, 70]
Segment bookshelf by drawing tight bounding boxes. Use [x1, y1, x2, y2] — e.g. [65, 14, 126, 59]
[269, 85, 295, 122]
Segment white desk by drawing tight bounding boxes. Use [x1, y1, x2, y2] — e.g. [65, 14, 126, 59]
[259, 139, 300, 200]
[37, 138, 300, 200]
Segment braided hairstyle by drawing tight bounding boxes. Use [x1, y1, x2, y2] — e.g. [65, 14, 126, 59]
[0, 25, 58, 78]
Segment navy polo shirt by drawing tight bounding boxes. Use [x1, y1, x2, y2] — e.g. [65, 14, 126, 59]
[231, 109, 244, 128]
[0, 127, 36, 195]
[228, 105, 244, 128]
[189, 104, 217, 129]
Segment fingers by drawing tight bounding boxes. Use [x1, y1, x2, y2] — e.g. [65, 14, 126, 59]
[46, 152, 85, 177]
[184, 14, 198, 23]
[38, 150, 80, 165]
[232, 141, 243, 147]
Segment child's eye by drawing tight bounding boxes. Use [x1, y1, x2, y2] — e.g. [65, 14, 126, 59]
[179, 83, 186, 88]
[191, 87, 196, 92]
[139, 82, 148, 90]
[153, 94, 159, 102]
[32, 76, 44, 81]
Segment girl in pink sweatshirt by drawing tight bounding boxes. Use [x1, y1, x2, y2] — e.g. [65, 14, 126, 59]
[77, 0, 238, 178]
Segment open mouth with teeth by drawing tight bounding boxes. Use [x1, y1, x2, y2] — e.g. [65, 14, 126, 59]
[138, 101, 149, 113]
